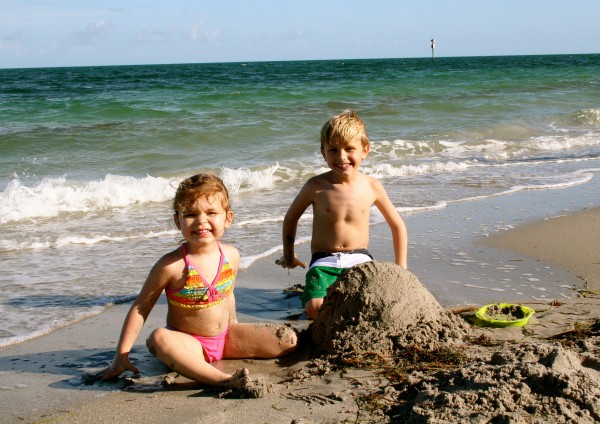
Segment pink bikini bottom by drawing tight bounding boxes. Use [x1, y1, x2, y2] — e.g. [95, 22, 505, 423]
[167, 326, 229, 363]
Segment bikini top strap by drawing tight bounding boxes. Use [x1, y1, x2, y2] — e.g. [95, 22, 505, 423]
[181, 242, 190, 267]
[211, 243, 226, 287]
[202, 243, 225, 301]
[216, 242, 225, 268]
[182, 242, 225, 276]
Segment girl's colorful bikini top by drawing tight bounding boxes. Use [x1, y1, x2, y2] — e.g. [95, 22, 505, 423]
[165, 243, 234, 309]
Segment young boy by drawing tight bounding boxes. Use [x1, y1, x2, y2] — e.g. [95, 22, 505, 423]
[277, 110, 408, 319]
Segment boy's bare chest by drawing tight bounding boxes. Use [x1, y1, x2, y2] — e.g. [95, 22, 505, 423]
[314, 189, 372, 219]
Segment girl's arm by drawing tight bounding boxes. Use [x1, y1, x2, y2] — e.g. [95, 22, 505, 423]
[100, 255, 175, 380]
[227, 292, 238, 325]
[222, 243, 240, 325]
[372, 179, 408, 269]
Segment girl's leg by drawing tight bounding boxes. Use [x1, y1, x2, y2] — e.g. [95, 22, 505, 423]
[223, 323, 298, 359]
[146, 327, 248, 388]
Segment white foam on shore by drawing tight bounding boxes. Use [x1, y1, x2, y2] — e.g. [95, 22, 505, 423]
[364, 161, 469, 177]
[2, 160, 598, 226]
[0, 294, 138, 348]
[0, 229, 176, 252]
[370, 130, 600, 162]
[447, 168, 597, 204]
[0, 175, 175, 224]
[239, 235, 311, 269]
[220, 164, 280, 194]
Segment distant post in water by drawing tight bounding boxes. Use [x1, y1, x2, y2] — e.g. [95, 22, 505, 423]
[431, 39, 436, 61]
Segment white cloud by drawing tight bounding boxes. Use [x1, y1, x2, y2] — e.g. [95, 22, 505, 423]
[283, 29, 308, 40]
[134, 29, 177, 44]
[204, 28, 221, 42]
[189, 19, 205, 41]
[69, 20, 114, 45]
[0, 31, 24, 54]
[188, 18, 220, 42]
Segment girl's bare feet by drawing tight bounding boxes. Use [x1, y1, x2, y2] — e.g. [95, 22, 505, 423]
[219, 367, 250, 389]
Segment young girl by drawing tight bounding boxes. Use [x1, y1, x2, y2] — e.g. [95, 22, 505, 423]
[100, 173, 298, 388]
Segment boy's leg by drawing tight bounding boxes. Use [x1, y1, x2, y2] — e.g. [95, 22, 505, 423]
[223, 323, 298, 358]
[146, 327, 248, 388]
[305, 298, 323, 319]
[302, 266, 346, 319]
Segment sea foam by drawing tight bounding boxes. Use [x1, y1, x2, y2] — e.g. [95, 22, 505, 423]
[0, 175, 175, 223]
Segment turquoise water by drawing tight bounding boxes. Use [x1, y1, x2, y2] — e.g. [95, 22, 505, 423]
[1, 55, 600, 346]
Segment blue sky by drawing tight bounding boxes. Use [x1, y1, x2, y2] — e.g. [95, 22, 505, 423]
[1, 0, 598, 68]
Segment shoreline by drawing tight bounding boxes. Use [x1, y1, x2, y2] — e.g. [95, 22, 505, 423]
[373, 174, 600, 307]
[480, 207, 600, 292]
[1, 182, 599, 423]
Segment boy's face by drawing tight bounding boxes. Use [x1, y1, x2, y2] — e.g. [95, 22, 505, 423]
[321, 139, 369, 177]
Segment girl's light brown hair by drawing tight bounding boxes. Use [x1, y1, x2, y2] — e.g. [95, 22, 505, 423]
[173, 173, 231, 214]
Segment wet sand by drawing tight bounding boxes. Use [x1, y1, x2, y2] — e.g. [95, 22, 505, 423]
[481, 207, 600, 292]
[1, 188, 599, 423]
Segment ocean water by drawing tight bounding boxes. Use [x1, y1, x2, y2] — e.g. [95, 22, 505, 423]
[1, 55, 600, 347]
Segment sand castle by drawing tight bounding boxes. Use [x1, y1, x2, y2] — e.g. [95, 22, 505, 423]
[311, 261, 470, 356]
[308, 261, 600, 423]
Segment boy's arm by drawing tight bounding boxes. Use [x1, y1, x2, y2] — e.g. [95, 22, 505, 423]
[372, 179, 408, 269]
[279, 183, 313, 269]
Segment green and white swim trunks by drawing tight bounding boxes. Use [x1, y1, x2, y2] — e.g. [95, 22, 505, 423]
[301, 249, 373, 306]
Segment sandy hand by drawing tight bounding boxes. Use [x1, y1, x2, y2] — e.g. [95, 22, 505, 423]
[276, 256, 306, 269]
[99, 355, 140, 381]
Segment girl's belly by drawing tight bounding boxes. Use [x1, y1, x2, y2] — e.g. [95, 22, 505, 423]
[166, 301, 229, 336]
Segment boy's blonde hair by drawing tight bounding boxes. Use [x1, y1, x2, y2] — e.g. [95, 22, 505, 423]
[320, 110, 369, 148]
[173, 173, 231, 214]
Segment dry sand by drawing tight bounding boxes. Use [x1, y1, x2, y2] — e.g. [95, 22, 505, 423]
[1, 206, 599, 423]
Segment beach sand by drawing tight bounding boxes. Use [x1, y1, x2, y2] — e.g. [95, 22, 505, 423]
[480, 207, 600, 292]
[1, 194, 599, 423]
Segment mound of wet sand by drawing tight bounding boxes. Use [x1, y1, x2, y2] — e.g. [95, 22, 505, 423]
[391, 341, 600, 423]
[311, 261, 470, 356]
[307, 261, 600, 422]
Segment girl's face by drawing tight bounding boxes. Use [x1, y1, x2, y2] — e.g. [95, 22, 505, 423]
[175, 194, 233, 246]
